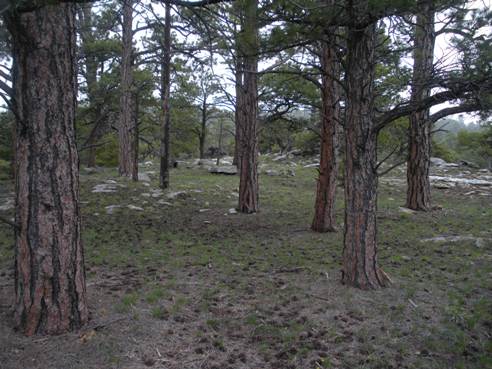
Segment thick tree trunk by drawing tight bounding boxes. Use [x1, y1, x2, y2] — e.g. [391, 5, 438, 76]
[118, 0, 137, 179]
[7, 3, 88, 335]
[237, 0, 259, 213]
[406, 2, 435, 211]
[342, 13, 388, 289]
[311, 36, 340, 233]
[159, 1, 171, 189]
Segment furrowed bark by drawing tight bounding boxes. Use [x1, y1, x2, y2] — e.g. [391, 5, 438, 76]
[118, 0, 138, 180]
[159, 0, 171, 189]
[311, 33, 340, 233]
[406, 1, 435, 211]
[233, 51, 243, 169]
[342, 4, 388, 289]
[237, 0, 259, 213]
[7, 3, 88, 335]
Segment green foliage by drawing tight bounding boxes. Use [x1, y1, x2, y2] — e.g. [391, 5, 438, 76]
[0, 112, 13, 163]
[0, 159, 10, 180]
[432, 139, 458, 163]
[293, 129, 319, 155]
[95, 133, 119, 167]
[433, 119, 492, 167]
[378, 117, 408, 159]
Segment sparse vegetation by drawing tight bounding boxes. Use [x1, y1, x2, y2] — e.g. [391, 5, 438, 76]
[1, 159, 490, 368]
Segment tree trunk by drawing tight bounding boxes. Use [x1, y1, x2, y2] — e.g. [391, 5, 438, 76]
[118, 0, 137, 179]
[342, 11, 388, 289]
[132, 92, 139, 181]
[79, 5, 100, 168]
[199, 100, 206, 159]
[6, 3, 88, 335]
[406, 2, 435, 211]
[159, 0, 171, 189]
[216, 119, 224, 165]
[311, 36, 340, 233]
[237, 0, 259, 213]
[233, 53, 243, 169]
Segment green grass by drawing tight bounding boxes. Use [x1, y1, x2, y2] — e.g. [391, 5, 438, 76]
[0, 160, 491, 369]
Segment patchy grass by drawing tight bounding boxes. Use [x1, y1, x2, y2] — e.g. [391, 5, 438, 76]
[0, 159, 491, 369]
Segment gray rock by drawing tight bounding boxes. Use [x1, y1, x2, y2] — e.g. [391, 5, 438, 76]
[272, 154, 287, 162]
[228, 208, 237, 214]
[399, 207, 416, 215]
[150, 189, 163, 198]
[138, 172, 151, 182]
[209, 166, 238, 175]
[105, 205, 121, 214]
[430, 175, 492, 187]
[0, 198, 14, 211]
[430, 157, 447, 166]
[198, 159, 217, 166]
[303, 163, 319, 168]
[421, 235, 491, 248]
[265, 169, 279, 176]
[127, 205, 144, 211]
[166, 191, 188, 200]
[92, 183, 118, 193]
[82, 166, 100, 174]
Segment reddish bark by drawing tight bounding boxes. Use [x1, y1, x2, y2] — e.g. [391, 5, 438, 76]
[406, 2, 435, 211]
[311, 37, 340, 233]
[118, 0, 138, 180]
[233, 54, 243, 169]
[342, 11, 389, 289]
[237, 0, 259, 213]
[7, 3, 88, 335]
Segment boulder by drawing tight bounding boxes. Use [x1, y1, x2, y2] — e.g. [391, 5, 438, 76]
[430, 157, 447, 166]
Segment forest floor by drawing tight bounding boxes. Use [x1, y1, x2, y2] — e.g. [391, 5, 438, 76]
[0, 156, 491, 369]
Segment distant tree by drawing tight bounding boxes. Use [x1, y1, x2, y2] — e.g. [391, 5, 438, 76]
[194, 68, 221, 159]
[77, 2, 121, 167]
